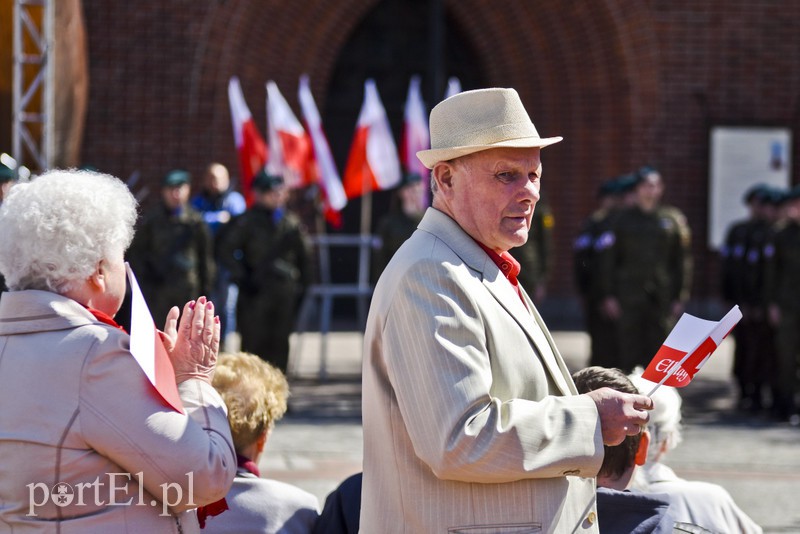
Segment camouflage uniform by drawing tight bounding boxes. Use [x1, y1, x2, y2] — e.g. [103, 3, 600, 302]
[510, 201, 554, 300]
[128, 203, 215, 327]
[596, 205, 689, 372]
[219, 206, 310, 372]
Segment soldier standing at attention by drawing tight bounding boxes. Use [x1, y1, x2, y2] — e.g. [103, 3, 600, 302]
[574, 176, 626, 368]
[219, 171, 310, 373]
[764, 186, 800, 423]
[721, 184, 771, 412]
[596, 169, 691, 372]
[128, 169, 215, 325]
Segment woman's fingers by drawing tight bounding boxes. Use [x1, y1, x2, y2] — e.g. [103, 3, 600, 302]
[202, 300, 215, 349]
[191, 296, 207, 341]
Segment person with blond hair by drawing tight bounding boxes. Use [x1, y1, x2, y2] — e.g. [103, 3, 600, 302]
[206, 351, 319, 534]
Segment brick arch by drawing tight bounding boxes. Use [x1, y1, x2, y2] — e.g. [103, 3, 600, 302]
[193, 0, 660, 297]
[192, 0, 380, 176]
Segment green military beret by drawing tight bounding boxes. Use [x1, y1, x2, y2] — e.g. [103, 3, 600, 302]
[252, 170, 284, 191]
[163, 169, 191, 187]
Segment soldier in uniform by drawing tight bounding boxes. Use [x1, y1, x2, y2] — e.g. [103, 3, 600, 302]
[596, 169, 691, 372]
[374, 172, 426, 278]
[721, 184, 773, 411]
[764, 185, 800, 422]
[509, 195, 554, 303]
[219, 171, 310, 373]
[128, 169, 215, 325]
[574, 176, 626, 367]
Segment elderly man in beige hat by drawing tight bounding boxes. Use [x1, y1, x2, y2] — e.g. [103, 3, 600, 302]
[360, 88, 653, 533]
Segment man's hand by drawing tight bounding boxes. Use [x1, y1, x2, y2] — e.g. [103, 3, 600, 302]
[585, 387, 653, 446]
[159, 296, 221, 384]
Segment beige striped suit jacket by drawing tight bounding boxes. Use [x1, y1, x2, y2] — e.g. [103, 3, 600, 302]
[360, 208, 604, 533]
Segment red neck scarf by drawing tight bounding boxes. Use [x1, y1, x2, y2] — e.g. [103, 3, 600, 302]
[83, 306, 127, 333]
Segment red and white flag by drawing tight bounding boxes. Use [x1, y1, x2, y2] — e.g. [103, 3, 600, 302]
[342, 79, 401, 199]
[642, 305, 742, 394]
[228, 77, 268, 207]
[298, 75, 347, 227]
[266, 81, 316, 189]
[126, 264, 184, 414]
[400, 75, 430, 184]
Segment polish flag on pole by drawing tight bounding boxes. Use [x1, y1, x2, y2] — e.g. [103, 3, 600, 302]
[298, 75, 347, 227]
[642, 305, 742, 395]
[342, 79, 401, 199]
[228, 76, 268, 207]
[266, 81, 315, 189]
[400, 75, 430, 183]
[126, 264, 184, 414]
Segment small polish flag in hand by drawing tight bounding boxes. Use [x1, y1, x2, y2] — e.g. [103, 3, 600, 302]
[126, 263, 185, 414]
[642, 305, 742, 395]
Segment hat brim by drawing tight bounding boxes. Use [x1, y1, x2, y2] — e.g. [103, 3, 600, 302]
[416, 136, 563, 169]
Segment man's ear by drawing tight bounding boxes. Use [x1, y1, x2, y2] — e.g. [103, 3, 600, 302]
[635, 429, 650, 466]
[432, 162, 455, 193]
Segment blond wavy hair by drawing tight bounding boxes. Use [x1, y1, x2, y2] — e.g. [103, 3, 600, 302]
[212, 352, 289, 453]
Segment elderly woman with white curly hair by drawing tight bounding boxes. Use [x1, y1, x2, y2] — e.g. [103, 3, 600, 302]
[0, 169, 236, 533]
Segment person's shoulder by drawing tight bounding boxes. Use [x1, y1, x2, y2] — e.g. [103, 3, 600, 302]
[251, 478, 320, 507]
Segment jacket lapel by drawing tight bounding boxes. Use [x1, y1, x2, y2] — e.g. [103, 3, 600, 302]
[419, 208, 574, 396]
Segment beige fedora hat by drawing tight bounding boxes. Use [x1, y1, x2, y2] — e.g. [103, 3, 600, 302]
[416, 87, 562, 169]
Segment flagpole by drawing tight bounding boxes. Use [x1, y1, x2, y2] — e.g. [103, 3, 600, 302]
[357, 161, 372, 328]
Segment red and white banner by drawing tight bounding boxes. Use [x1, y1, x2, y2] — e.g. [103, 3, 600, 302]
[342, 79, 401, 199]
[228, 76, 268, 207]
[642, 305, 742, 393]
[126, 264, 184, 414]
[266, 81, 316, 189]
[400, 75, 431, 188]
[298, 75, 347, 227]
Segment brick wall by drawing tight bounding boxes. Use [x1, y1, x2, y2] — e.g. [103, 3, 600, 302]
[78, 0, 800, 314]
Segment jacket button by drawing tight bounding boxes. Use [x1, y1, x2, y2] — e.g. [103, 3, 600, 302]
[587, 511, 597, 525]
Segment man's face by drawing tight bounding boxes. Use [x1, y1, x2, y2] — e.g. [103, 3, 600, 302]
[636, 172, 663, 211]
[434, 147, 542, 253]
[204, 165, 229, 195]
[256, 186, 287, 210]
[162, 183, 190, 210]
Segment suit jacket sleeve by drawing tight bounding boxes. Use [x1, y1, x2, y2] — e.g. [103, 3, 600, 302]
[378, 257, 602, 484]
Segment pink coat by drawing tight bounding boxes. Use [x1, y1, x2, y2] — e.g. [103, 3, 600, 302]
[0, 290, 236, 533]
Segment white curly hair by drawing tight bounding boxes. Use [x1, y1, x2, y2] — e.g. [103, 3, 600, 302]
[0, 169, 138, 294]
